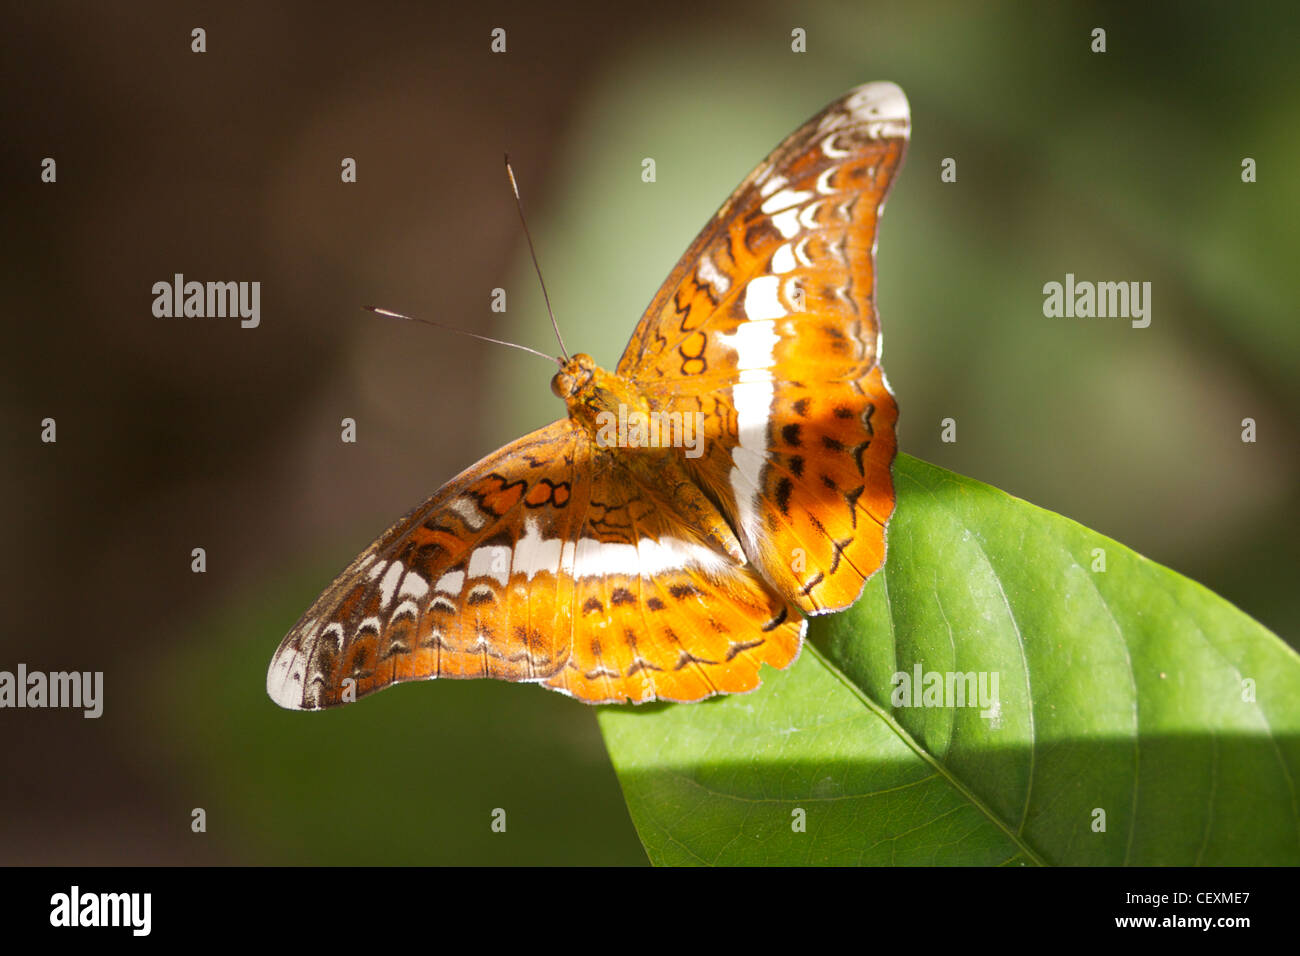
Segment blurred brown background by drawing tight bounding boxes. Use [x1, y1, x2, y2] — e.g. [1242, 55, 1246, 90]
[2, 1, 1296, 865]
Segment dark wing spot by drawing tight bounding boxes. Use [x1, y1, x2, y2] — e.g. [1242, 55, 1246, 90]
[775, 477, 793, 515]
[528, 632, 556, 670]
[744, 220, 777, 255]
[761, 607, 789, 632]
[313, 644, 338, 680]
[792, 397, 811, 417]
[344, 643, 375, 680]
[610, 587, 635, 606]
[821, 474, 837, 490]
[582, 597, 605, 615]
[822, 435, 845, 452]
[834, 405, 853, 419]
[781, 423, 802, 447]
[412, 543, 444, 567]
[381, 619, 412, 658]
[789, 455, 805, 477]
[844, 486, 864, 527]
[669, 582, 698, 599]
[829, 536, 854, 576]
[852, 441, 871, 475]
[647, 597, 665, 612]
[726, 638, 766, 660]
[673, 651, 718, 670]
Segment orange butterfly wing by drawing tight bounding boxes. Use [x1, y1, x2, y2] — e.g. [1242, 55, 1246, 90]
[546, 442, 803, 704]
[618, 81, 908, 614]
[268, 421, 583, 709]
[268, 419, 803, 708]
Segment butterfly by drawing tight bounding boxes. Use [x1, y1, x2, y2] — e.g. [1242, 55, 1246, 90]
[267, 81, 909, 709]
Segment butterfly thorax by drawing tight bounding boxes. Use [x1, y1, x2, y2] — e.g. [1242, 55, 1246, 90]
[551, 352, 747, 566]
[552, 353, 650, 441]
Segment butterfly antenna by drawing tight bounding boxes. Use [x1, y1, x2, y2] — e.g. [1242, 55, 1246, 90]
[505, 155, 571, 362]
[364, 307, 561, 365]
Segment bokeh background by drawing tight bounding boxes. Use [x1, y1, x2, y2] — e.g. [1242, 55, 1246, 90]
[2, 1, 1296, 865]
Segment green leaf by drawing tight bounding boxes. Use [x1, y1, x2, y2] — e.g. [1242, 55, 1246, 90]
[597, 454, 1300, 865]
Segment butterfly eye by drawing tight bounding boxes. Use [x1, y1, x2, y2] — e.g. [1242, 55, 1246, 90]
[550, 372, 572, 398]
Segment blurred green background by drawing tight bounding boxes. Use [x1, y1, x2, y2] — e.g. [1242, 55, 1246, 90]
[2, 1, 1295, 865]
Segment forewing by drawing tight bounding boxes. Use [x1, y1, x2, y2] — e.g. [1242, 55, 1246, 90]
[617, 81, 908, 615]
[267, 420, 587, 710]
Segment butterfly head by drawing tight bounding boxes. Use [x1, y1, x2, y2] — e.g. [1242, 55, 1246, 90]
[550, 352, 596, 401]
